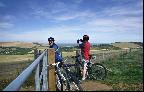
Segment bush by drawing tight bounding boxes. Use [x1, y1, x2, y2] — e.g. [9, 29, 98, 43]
[0, 47, 32, 55]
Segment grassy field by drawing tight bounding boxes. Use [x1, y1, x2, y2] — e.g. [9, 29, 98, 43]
[99, 49, 143, 91]
[0, 54, 34, 90]
[0, 42, 35, 48]
[0, 54, 34, 63]
[111, 42, 142, 49]
[0, 47, 143, 91]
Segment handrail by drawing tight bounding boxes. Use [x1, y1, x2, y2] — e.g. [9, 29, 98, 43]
[3, 50, 46, 91]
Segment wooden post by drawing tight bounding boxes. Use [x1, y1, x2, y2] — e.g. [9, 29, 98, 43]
[34, 49, 38, 59]
[47, 48, 56, 91]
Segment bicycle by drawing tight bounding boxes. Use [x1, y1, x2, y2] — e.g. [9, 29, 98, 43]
[49, 62, 69, 91]
[75, 55, 107, 80]
[62, 63, 83, 91]
[50, 61, 83, 91]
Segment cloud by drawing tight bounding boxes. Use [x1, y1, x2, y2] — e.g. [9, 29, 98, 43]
[73, 0, 83, 4]
[1, 15, 15, 22]
[1, 16, 142, 43]
[1, 21, 143, 43]
[82, 2, 143, 33]
[87, 17, 142, 29]
[54, 10, 95, 21]
[0, 0, 143, 43]
[0, 22, 14, 29]
[0, 26, 80, 43]
[0, 2, 5, 7]
[29, 0, 93, 21]
[102, 5, 142, 17]
[0, 15, 15, 29]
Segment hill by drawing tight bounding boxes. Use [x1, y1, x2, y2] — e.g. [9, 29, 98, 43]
[0, 42, 36, 48]
[111, 42, 143, 49]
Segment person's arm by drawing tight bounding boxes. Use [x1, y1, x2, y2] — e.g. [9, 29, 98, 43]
[77, 39, 85, 49]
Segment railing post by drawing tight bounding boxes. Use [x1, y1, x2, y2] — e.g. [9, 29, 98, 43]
[35, 64, 40, 91]
[47, 48, 56, 91]
[34, 49, 38, 59]
[42, 52, 48, 91]
[34, 49, 40, 91]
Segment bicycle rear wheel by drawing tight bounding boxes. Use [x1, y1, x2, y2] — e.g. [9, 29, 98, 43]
[88, 63, 107, 80]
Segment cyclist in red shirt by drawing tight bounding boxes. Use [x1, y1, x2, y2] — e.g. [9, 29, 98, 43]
[77, 35, 91, 80]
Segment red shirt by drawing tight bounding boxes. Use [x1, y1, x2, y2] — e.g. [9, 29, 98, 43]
[79, 41, 91, 61]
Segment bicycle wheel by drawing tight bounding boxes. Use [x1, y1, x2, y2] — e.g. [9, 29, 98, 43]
[56, 68, 70, 91]
[64, 68, 83, 91]
[62, 70, 71, 91]
[56, 74, 62, 91]
[88, 63, 107, 80]
[68, 74, 83, 91]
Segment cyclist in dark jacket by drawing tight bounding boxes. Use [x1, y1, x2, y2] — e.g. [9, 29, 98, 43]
[48, 37, 63, 63]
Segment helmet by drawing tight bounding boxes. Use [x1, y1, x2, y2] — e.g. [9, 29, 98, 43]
[48, 37, 55, 41]
[83, 35, 89, 41]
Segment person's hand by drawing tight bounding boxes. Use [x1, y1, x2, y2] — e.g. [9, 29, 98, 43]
[80, 39, 83, 42]
[77, 39, 80, 44]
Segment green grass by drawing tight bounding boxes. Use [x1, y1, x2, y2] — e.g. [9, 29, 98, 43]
[0, 47, 33, 55]
[0, 54, 34, 63]
[0, 48, 143, 91]
[100, 49, 143, 91]
[0, 60, 34, 90]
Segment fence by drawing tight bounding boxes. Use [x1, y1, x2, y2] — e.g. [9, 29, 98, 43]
[95, 48, 141, 62]
[3, 48, 141, 91]
[3, 48, 56, 91]
[75, 48, 140, 63]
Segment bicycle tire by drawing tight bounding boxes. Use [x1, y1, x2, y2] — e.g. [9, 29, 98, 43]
[70, 74, 83, 91]
[64, 68, 83, 91]
[56, 74, 62, 91]
[56, 68, 70, 91]
[88, 63, 107, 80]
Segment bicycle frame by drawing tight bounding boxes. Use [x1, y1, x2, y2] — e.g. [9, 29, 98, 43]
[62, 64, 83, 91]
[75, 55, 107, 80]
[50, 62, 66, 91]
[50, 62, 82, 91]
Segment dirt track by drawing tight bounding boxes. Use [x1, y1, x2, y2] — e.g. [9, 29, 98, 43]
[81, 80, 112, 91]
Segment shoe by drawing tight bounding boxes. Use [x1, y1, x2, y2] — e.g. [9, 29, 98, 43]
[82, 77, 85, 80]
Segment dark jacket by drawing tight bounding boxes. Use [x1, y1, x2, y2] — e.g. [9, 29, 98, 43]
[49, 43, 63, 62]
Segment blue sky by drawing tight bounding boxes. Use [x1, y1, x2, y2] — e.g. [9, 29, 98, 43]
[0, 0, 143, 43]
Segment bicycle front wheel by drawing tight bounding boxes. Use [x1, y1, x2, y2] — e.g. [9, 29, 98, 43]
[88, 63, 107, 80]
[68, 75, 83, 91]
[64, 69, 83, 91]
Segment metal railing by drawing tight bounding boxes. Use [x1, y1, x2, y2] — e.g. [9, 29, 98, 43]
[3, 49, 48, 91]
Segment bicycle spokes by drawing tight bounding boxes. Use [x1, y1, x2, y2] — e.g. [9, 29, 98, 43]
[88, 63, 107, 80]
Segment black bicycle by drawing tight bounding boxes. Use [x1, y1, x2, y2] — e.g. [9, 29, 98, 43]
[50, 62, 69, 91]
[62, 63, 83, 91]
[50, 62, 83, 91]
[75, 55, 107, 80]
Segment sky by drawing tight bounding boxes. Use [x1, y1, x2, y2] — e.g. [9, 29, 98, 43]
[0, 0, 143, 43]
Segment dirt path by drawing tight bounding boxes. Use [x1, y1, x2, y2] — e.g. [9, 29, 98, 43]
[81, 80, 113, 91]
